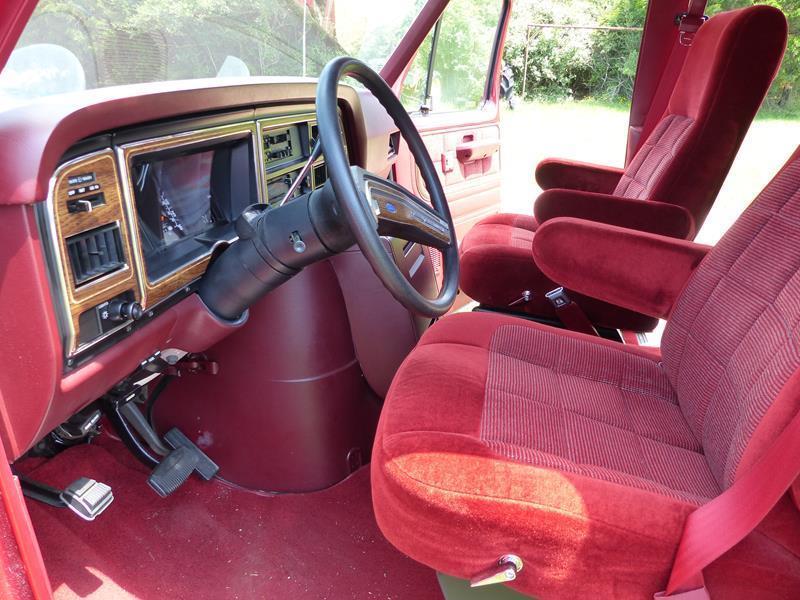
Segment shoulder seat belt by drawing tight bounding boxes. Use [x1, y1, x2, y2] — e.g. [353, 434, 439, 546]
[637, 0, 708, 159]
[678, 0, 709, 46]
[656, 383, 800, 598]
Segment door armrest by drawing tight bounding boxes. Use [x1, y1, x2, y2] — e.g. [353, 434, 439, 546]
[535, 158, 625, 194]
[456, 139, 500, 163]
[534, 188, 696, 240]
[533, 217, 710, 319]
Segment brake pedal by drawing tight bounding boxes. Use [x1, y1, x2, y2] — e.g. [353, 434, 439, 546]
[147, 428, 219, 497]
[164, 429, 218, 480]
[60, 477, 114, 521]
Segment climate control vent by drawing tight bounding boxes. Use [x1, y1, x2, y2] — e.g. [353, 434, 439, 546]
[66, 223, 126, 287]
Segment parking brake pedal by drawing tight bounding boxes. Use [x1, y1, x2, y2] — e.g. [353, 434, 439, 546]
[60, 477, 114, 521]
[147, 428, 219, 497]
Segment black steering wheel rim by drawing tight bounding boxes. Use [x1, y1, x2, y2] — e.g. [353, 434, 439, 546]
[316, 56, 459, 317]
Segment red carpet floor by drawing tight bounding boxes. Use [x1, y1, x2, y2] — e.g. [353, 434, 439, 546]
[21, 437, 442, 599]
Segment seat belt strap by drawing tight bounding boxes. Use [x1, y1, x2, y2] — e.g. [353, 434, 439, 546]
[677, 0, 708, 46]
[545, 288, 599, 337]
[636, 0, 708, 162]
[659, 384, 800, 597]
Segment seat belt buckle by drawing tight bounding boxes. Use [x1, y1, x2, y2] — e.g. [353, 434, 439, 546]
[545, 287, 571, 308]
[655, 587, 710, 599]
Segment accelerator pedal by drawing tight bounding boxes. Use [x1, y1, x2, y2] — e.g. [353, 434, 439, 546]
[147, 428, 219, 497]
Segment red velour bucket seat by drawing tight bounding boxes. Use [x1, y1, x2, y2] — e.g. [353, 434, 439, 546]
[372, 147, 800, 597]
[459, 5, 787, 332]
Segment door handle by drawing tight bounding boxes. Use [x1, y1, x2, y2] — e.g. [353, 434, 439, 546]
[455, 139, 500, 163]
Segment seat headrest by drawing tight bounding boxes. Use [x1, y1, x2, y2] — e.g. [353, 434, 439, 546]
[669, 5, 788, 119]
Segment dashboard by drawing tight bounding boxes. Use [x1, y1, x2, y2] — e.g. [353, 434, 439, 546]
[0, 78, 399, 460]
[42, 109, 345, 366]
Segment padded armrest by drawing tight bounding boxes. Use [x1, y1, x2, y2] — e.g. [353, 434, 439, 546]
[533, 217, 710, 319]
[535, 158, 625, 194]
[534, 188, 696, 240]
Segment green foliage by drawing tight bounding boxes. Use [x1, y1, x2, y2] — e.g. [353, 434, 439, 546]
[400, 0, 504, 112]
[587, 0, 647, 102]
[504, 0, 800, 116]
[432, 0, 504, 110]
[504, 0, 602, 101]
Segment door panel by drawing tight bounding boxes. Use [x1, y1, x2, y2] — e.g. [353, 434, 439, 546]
[396, 119, 501, 242]
[393, 0, 510, 244]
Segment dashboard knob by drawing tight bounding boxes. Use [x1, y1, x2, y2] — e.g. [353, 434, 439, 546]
[107, 300, 144, 322]
[127, 302, 144, 321]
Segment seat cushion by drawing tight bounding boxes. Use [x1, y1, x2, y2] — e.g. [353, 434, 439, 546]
[372, 312, 800, 597]
[459, 214, 659, 331]
[458, 213, 545, 309]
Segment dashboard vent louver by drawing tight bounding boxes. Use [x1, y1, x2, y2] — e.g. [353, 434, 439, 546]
[388, 132, 400, 158]
[66, 223, 125, 287]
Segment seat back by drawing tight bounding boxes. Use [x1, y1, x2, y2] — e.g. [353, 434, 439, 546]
[662, 146, 800, 491]
[613, 6, 787, 232]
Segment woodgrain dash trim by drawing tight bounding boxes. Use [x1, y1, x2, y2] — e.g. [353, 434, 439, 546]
[50, 150, 140, 356]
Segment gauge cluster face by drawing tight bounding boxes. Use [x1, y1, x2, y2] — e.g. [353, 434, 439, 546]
[259, 116, 338, 207]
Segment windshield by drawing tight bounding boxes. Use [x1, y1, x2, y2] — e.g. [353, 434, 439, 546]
[0, 0, 425, 108]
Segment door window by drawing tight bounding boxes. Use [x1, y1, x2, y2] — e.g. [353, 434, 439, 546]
[400, 0, 504, 113]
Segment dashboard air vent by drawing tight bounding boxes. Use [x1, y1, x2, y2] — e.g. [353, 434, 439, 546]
[388, 131, 400, 158]
[66, 223, 125, 287]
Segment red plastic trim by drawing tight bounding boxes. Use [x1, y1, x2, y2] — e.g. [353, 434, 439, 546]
[0, 394, 52, 599]
[0, 78, 348, 206]
[0, 0, 37, 73]
[380, 0, 450, 87]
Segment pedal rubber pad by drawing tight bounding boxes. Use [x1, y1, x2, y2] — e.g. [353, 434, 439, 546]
[148, 446, 198, 497]
[60, 477, 114, 521]
[147, 429, 220, 497]
[164, 428, 219, 481]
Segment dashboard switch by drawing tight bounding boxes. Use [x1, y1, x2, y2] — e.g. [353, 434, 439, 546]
[68, 199, 93, 213]
[106, 300, 144, 322]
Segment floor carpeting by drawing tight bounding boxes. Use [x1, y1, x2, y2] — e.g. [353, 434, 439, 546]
[21, 437, 442, 599]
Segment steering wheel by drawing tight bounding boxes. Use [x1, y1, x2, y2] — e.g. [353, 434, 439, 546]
[316, 57, 459, 318]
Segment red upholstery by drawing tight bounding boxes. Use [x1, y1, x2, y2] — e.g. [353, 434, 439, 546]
[613, 114, 695, 200]
[459, 6, 787, 331]
[459, 213, 659, 331]
[372, 147, 800, 597]
[534, 188, 696, 239]
[533, 218, 710, 319]
[535, 158, 624, 194]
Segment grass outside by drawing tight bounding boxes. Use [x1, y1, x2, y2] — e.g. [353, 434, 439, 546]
[500, 101, 800, 244]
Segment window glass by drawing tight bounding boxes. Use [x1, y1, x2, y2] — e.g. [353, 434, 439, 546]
[696, 0, 800, 245]
[498, 0, 644, 215]
[401, 0, 504, 112]
[0, 0, 426, 108]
